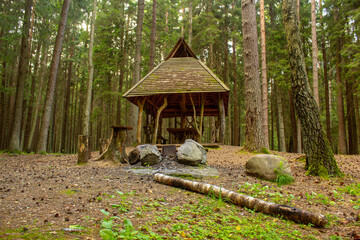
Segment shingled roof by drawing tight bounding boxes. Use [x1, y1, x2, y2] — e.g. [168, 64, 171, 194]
[123, 38, 229, 99]
[123, 38, 230, 118]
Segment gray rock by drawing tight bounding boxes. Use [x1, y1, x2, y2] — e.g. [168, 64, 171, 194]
[128, 147, 140, 165]
[245, 154, 292, 181]
[177, 139, 207, 166]
[139, 144, 161, 166]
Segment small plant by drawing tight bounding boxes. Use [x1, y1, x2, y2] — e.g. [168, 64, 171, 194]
[274, 161, 294, 186]
[338, 183, 360, 196]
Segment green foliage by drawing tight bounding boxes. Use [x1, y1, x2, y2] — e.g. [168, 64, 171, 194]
[338, 183, 360, 196]
[274, 161, 294, 186]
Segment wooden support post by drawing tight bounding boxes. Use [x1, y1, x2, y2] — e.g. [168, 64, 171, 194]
[153, 97, 168, 144]
[180, 94, 187, 128]
[190, 93, 205, 142]
[219, 93, 226, 144]
[78, 135, 89, 164]
[136, 98, 146, 144]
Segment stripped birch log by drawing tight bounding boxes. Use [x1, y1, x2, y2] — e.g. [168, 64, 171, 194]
[153, 173, 327, 227]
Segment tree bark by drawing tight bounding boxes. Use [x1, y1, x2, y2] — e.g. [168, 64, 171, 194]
[334, 7, 347, 154]
[8, 0, 33, 151]
[241, 0, 264, 151]
[154, 173, 328, 227]
[282, 0, 341, 176]
[61, 44, 74, 153]
[27, 42, 48, 151]
[311, 0, 319, 107]
[276, 86, 286, 152]
[36, 0, 71, 153]
[232, 4, 240, 146]
[319, 0, 332, 145]
[128, 0, 144, 145]
[23, 42, 41, 151]
[82, 0, 96, 137]
[260, 0, 269, 149]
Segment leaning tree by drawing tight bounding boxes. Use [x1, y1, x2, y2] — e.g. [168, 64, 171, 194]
[282, 0, 341, 177]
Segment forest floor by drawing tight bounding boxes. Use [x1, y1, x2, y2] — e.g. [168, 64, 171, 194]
[0, 146, 359, 240]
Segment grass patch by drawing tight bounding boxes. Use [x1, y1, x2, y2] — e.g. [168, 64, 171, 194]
[98, 193, 314, 240]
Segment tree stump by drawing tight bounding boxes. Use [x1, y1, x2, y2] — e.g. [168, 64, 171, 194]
[96, 126, 133, 163]
[78, 135, 89, 164]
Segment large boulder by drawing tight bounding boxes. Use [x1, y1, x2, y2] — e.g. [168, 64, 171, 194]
[139, 144, 161, 166]
[245, 154, 292, 181]
[177, 139, 207, 166]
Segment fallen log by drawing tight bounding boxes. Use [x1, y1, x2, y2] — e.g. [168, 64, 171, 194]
[153, 173, 327, 227]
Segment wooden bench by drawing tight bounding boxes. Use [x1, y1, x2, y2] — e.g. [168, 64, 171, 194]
[167, 128, 199, 144]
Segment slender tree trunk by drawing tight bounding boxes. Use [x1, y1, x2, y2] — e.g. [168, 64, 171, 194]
[276, 86, 286, 152]
[82, 0, 96, 137]
[127, 0, 144, 145]
[27, 42, 48, 151]
[149, 0, 157, 71]
[23, 42, 41, 151]
[260, 0, 269, 149]
[345, 67, 358, 154]
[8, 0, 33, 151]
[334, 7, 347, 154]
[319, 0, 331, 145]
[36, 0, 71, 153]
[188, 2, 193, 47]
[241, 0, 264, 151]
[283, 0, 341, 176]
[61, 45, 74, 153]
[311, 0, 319, 107]
[232, 5, 240, 146]
[289, 91, 298, 152]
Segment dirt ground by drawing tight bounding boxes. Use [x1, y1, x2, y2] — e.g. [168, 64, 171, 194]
[0, 146, 359, 239]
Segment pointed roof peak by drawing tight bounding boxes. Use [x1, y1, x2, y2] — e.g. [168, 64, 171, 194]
[165, 37, 198, 60]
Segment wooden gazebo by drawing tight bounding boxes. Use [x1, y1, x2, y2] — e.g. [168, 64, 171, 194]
[123, 38, 230, 144]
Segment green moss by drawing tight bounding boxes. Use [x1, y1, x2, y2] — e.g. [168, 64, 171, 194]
[253, 148, 271, 154]
[306, 164, 329, 179]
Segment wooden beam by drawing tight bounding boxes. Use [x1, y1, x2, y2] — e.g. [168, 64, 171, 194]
[152, 97, 168, 144]
[136, 97, 146, 144]
[180, 93, 187, 128]
[219, 93, 226, 144]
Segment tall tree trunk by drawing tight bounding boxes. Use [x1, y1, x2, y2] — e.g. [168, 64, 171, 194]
[23, 42, 41, 151]
[36, 0, 71, 153]
[82, 0, 96, 138]
[334, 7, 347, 154]
[283, 0, 341, 176]
[127, 0, 144, 145]
[148, 0, 156, 71]
[232, 4, 240, 146]
[27, 41, 48, 151]
[260, 0, 269, 149]
[188, 2, 193, 47]
[61, 45, 74, 153]
[311, 0, 319, 107]
[319, 0, 331, 145]
[289, 91, 298, 152]
[276, 86, 286, 152]
[241, 0, 264, 151]
[8, 0, 33, 151]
